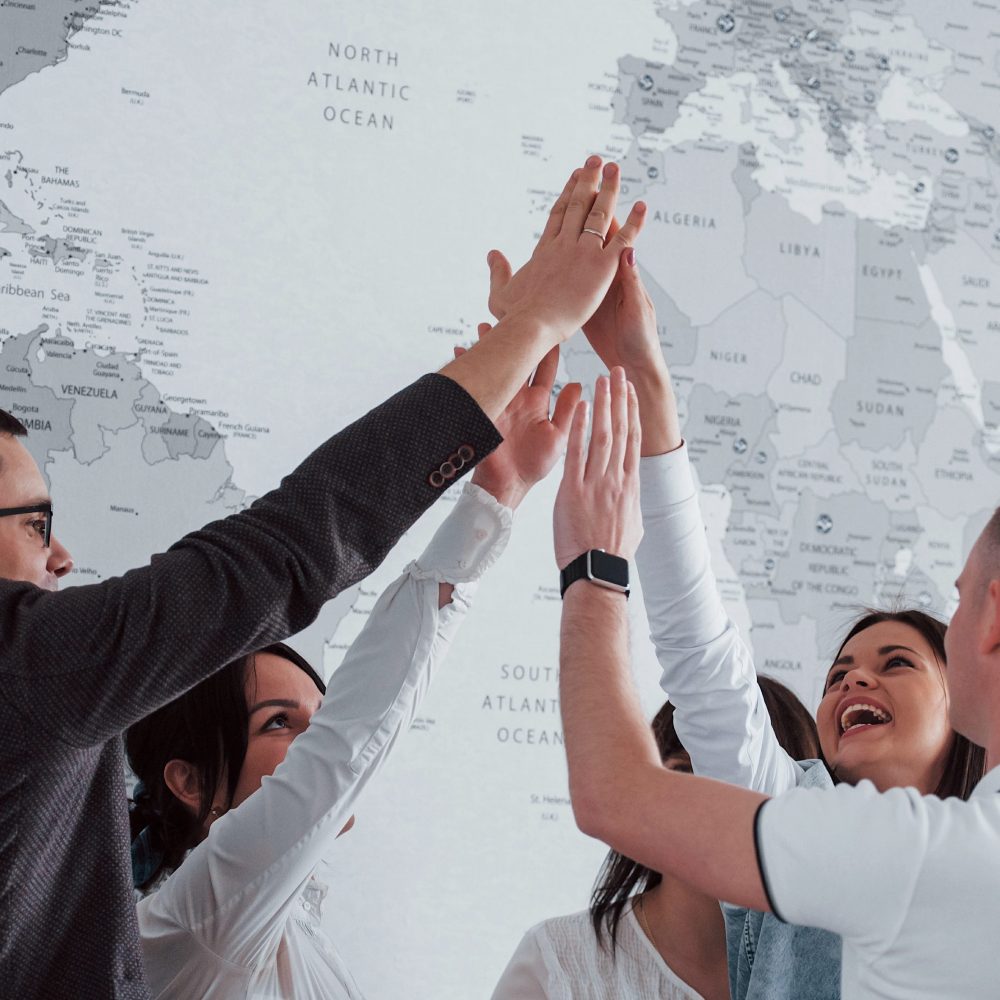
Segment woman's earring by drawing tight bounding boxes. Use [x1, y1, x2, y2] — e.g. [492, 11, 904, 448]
[210, 807, 223, 818]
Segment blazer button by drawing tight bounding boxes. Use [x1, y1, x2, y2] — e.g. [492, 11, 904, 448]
[440, 461, 456, 479]
[457, 445, 475, 463]
[428, 470, 446, 488]
[449, 451, 465, 472]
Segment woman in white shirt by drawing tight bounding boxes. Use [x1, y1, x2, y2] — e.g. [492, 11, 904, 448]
[125, 343, 581, 1000]
[492, 678, 819, 1000]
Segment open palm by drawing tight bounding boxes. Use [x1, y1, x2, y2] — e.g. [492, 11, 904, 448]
[459, 327, 581, 509]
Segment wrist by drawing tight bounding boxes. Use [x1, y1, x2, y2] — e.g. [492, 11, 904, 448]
[624, 358, 671, 390]
[499, 304, 570, 347]
[470, 469, 527, 510]
[563, 578, 629, 608]
[625, 365, 683, 457]
[559, 548, 630, 599]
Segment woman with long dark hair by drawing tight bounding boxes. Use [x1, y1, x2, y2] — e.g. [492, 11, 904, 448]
[486, 247, 986, 1000]
[126, 346, 581, 999]
[492, 677, 818, 999]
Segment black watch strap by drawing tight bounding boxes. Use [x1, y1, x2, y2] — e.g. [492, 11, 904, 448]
[560, 550, 630, 599]
[560, 553, 591, 598]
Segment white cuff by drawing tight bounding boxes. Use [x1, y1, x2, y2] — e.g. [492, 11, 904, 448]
[409, 482, 512, 583]
[639, 441, 696, 512]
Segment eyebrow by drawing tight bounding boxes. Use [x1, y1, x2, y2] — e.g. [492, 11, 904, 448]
[248, 698, 301, 715]
[830, 644, 922, 670]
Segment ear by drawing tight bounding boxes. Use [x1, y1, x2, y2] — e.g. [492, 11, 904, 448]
[979, 579, 1000, 656]
[162, 759, 204, 816]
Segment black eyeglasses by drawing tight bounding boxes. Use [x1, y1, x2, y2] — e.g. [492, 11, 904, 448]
[0, 503, 53, 547]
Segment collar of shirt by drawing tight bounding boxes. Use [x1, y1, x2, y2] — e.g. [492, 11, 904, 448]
[971, 762, 1000, 799]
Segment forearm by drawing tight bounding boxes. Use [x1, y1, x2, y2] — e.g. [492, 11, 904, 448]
[561, 584, 659, 808]
[625, 361, 682, 457]
[439, 313, 559, 422]
[560, 582, 769, 912]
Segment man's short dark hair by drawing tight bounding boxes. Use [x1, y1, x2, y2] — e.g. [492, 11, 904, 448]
[0, 408, 27, 437]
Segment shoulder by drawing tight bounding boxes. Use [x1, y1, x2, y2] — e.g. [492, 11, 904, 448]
[520, 909, 607, 966]
[521, 910, 596, 951]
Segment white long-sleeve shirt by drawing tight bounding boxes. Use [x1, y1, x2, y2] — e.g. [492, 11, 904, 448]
[138, 483, 511, 999]
[635, 444, 803, 794]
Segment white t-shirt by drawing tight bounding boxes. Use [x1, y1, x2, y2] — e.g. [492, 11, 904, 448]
[491, 907, 705, 1000]
[756, 765, 1000, 1000]
[138, 484, 511, 999]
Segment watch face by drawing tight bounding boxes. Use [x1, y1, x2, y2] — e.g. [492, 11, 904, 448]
[588, 549, 629, 589]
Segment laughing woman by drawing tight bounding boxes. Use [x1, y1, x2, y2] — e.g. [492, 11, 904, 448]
[484, 244, 985, 1000]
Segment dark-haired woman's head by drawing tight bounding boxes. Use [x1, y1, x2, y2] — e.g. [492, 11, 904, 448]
[589, 676, 819, 950]
[126, 643, 328, 889]
[816, 609, 985, 799]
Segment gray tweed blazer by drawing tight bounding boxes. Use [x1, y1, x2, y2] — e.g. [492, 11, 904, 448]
[0, 373, 500, 999]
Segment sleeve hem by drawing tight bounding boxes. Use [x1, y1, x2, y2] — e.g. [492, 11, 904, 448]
[639, 442, 696, 511]
[753, 799, 788, 924]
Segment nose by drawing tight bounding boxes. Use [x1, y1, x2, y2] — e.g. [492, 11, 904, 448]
[47, 534, 73, 578]
[840, 666, 876, 690]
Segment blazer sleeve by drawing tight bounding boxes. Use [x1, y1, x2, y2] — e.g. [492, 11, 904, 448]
[0, 373, 501, 746]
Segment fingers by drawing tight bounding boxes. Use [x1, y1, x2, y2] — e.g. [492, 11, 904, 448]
[616, 245, 645, 305]
[477, 322, 492, 339]
[580, 162, 621, 242]
[608, 367, 629, 473]
[607, 200, 647, 251]
[552, 381, 583, 435]
[486, 250, 513, 320]
[539, 169, 581, 246]
[585, 375, 612, 479]
[563, 155, 605, 236]
[624, 381, 641, 476]
[563, 399, 589, 481]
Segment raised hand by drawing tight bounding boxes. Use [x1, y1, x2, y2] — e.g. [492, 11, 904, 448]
[455, 328, 582, 509]
[553, 367, 643, 571]
[487, 158, 647, 339]
[581, 224, 665, 373]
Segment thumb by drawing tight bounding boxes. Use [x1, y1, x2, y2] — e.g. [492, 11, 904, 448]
[616, 246, 645, 304]
[487, 249, 513, 287]
[487, 250, 513, 320]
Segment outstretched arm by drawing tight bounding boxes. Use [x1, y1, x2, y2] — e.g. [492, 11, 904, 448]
[1, 156, 638, 748]
[555, 369, 769, 912]
[559, 248, 800, 793]
[144, 357, 581, 965]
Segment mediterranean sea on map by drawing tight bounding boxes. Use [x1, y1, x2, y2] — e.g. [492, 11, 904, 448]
[3, 1, 1000, 996]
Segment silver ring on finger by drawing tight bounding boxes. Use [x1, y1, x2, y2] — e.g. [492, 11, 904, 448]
[581, 228, 605, 240]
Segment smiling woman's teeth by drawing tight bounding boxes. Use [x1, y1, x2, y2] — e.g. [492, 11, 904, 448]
[841, 703, 891, 733]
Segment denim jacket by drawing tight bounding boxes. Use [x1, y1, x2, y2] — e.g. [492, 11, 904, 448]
[724, 760, 842, 1000]
[637, 448, 844, 1000]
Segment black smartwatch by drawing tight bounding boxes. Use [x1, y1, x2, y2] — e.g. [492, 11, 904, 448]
[560, 549, 630, 599]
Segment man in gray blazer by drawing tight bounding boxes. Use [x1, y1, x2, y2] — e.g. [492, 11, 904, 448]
[0, 157, 645, 998]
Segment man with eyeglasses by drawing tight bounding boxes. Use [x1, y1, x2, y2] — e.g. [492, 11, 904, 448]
[0, 417, 72, 585]
[0, 158, 645, 999]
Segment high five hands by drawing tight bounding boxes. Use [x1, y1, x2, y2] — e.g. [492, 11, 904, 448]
[487, 157, 647, 338]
